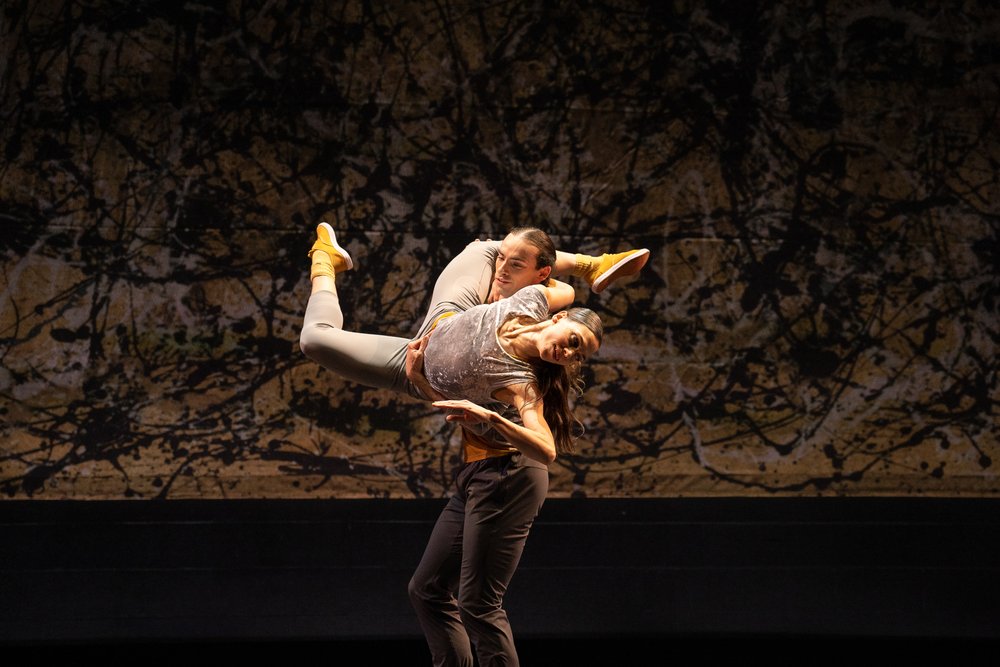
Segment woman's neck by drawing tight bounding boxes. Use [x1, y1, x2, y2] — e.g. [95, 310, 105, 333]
[497, 318, 544, 362]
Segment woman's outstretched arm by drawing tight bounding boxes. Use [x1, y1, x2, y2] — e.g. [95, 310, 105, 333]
[432, 382, 555, 464]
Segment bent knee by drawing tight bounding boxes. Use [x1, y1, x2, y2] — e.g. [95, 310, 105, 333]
[299, 322, 341, 361]
[457, 239, 499, 260]
[298, 328, 320, 360]
[408, 576, 447, 610]
[406, 576, 421, 601]
[408, 574, 433, 602]
[457, 597, 503, 623]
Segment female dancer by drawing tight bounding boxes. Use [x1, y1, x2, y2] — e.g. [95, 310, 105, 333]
[300, 223, 642, 401]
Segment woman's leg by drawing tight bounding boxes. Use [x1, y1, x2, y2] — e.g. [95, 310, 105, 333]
[300, 290, 410, 390]
[299, 225, 411, 391]
[411, 239, 650, 338]
[415, 240, 500, 337]
[555, 248, 651, 294]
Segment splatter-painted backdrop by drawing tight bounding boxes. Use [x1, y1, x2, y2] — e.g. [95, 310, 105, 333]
[2, 0, 997, 498]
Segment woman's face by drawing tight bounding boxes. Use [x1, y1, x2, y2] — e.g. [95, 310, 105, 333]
[492, 234, 552, 298]
[536, 312, 601, 366]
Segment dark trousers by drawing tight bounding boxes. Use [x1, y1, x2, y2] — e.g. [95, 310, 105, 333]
[408, 453, 548, 667]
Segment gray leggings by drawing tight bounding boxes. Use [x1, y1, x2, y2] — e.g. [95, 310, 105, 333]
[299, 240, 499, 396]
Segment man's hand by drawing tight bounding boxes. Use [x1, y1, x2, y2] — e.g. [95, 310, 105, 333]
[405, 333, 429, 378]
[406, 333, 445, 401]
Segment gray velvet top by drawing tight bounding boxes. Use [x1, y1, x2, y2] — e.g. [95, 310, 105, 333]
[422, 286, 547, 407]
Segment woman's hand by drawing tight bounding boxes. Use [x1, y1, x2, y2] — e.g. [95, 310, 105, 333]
[406, 333, 445, 401]
[434, 388, 556, 465]
[432, 399, 498, 425]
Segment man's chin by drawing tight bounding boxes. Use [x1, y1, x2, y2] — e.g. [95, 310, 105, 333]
[490, 282, 512, 299]
[487, 283, 505, 303]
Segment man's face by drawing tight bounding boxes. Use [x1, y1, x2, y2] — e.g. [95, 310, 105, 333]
[491, 234, 552, 299]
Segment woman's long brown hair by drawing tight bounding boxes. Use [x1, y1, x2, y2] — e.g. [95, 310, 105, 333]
[521, 308, 603, 455]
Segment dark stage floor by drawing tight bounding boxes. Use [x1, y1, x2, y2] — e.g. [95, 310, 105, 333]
[9, 635, 994, 664]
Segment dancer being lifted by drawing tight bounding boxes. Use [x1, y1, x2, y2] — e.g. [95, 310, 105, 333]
[299, 222, 648, 410]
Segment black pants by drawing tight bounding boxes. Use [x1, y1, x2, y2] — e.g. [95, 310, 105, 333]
[408, 453, 548, 667]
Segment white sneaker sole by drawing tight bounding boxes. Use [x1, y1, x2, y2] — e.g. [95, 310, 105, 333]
[317, 221, 354, 270]
[591, 248, 650, 293]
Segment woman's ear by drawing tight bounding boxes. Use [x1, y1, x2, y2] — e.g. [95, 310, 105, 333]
[551, 310, 568, 322]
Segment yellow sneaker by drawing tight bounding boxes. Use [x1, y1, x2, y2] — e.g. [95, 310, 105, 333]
[580, 248, 650, 293]
[308, 222, 354, 273]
